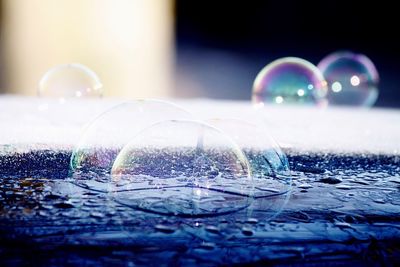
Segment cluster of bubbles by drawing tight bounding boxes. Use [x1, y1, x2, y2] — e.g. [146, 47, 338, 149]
[36, 51, 378, 216]
[39, 64, 290, 217]
[39, 51, 379, 110]
[252, 51, 379, 107]
[68, 100, 291, 217]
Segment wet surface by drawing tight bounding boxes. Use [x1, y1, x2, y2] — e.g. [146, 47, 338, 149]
[1, 149, 400, 266]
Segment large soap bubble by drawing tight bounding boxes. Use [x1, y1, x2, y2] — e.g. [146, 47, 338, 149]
[111, 120, 253, 217]
[207, 118, 291, 218]
[207, 119, 289, 178]
[70, 100, 193, 188]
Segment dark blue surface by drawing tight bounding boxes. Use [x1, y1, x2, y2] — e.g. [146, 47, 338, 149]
[1, 149, 400, 266]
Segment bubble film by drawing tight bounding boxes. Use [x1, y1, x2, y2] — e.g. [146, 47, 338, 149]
[111, 120, 253, 216]
[70, 100, 193, 187]
[252, 57, 328, 106]
[318, 51, 379, 107]
[39, 63, 103, 101]
[207, 118, 291, 218]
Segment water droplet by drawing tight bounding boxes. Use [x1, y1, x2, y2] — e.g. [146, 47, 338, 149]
[254, 187, 281, 193]
[44, 194, 62, 200]
[388, 177, 400, 184]
[205, 225, 220, 234]
[41, 204, 54, 210]
[336, 184, 353, 190]
[154, 224, 176, 234]
[90, 212, 105, 218]
[298, 183, 313, 189]
[53, 202, 74, 209]
[38, 211, 49, 217]
[334, 222, 353, 229]
[241, 227, 254, 236]
[373, 199, 386, 204]
[318, 177, 342, 184]
[350, 179, 370, 186]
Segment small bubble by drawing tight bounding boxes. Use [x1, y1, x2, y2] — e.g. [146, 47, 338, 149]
[246, 218, 259, 224]
[39, 63, 102, 100]
[252, 57, 328, 106]
[334, 222, 353, 229]
[199, 242, 216, 250]
[318, 51, 379, 107]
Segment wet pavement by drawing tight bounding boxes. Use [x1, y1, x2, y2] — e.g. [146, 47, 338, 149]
[1, 149, 400, 266]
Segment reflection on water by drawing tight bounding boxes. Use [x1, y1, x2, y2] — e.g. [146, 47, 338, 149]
[1, 150, 400, 265]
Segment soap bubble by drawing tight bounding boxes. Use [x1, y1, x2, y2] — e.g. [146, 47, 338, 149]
[318, 51, 379, 107]
[38, 63, 103, 103]
[207, 118, 291, 218]
[111, 120, 253, 217]
[70, 100, 193, 189]
[207, 119, 289, 178]
[252, 57, 328, 106]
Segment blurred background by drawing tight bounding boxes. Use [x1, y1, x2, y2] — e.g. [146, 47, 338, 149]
[0, 0, 399, 107]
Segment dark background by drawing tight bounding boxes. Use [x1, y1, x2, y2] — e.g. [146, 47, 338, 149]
[175, 0, 400, 107]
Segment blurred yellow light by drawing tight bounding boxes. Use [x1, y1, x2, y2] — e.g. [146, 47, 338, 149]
[2, 0, 173, 98]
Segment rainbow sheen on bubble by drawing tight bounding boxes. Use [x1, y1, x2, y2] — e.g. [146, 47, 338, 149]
[318, 51, 379, 107]
[252, 57, 328, 106]
[39, 63, 103, 102]
[111, 120, 253, 216]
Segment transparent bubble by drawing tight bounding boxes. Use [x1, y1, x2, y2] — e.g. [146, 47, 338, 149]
[207, 118, 289, 178]
[111, 120, 253, 217]
[70, 100, 193, 188]
[252, 57, 328, 106]
[207, 118, 291, 218]
[38, 63, 103, 102]
[318, 51, 379, 107]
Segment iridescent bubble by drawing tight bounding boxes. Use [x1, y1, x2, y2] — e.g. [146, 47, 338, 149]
[111, 120, 253, 217]
[318, 51, 379, 107]
[207, 118, 291, 219]
[207, 119, 289, 178]
[70, 99, 193, 190]
[252, 57, 328, 106]
[38, 63, 103, 103]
